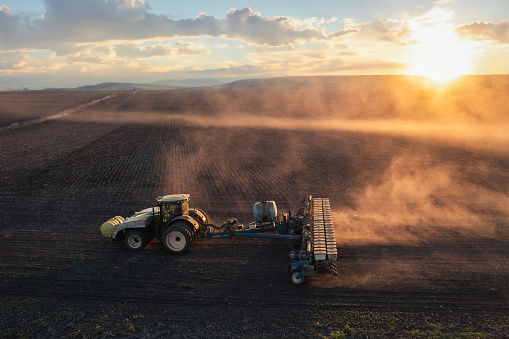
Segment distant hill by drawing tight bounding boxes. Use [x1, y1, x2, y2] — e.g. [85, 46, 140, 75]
[32, 74, 509, 93]
[149, 79, 223, 88]
[44, 78, 224, 91]
[45, 82, 181, 91]
[216, 75, 423, 89]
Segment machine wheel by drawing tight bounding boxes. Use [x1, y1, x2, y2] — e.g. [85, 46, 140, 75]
[288, 267, 306, 286]
[125, 229, 149, 251]
[162, 222, 193, 254]
[287, 261, 299, 272]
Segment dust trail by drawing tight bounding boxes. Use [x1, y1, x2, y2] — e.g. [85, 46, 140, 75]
[178, 115, 509, 153]
[1, 93, 118, 131]
[318, 151, 509, 288]
[333, 152, 509, 245]
[65, 112, 509, 154]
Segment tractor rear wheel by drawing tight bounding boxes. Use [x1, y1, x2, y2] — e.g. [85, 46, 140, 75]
[125, 229, 149, 251]
[162, 222, 193, 254]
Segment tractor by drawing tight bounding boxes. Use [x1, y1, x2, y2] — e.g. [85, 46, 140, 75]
[101, 194, 337, 285]
[100, 194, 208, 254]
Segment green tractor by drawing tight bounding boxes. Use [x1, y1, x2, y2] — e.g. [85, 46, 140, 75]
[101, 194, 208, 254]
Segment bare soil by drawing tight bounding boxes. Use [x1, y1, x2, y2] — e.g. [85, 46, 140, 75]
[1, 79, 508, 337]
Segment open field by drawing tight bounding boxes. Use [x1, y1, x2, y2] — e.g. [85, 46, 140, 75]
[0, 76, 508, 337]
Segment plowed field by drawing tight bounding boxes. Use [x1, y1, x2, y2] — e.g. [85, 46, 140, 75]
[1, 78, 508, 338]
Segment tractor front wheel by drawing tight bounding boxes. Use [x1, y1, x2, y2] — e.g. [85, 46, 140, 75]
[162, 223, 193, 254]
[125, 229, 149, 251]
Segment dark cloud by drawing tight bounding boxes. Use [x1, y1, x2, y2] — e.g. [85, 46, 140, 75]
[0, 1, 329, 51]
[455, 20, 509, 44]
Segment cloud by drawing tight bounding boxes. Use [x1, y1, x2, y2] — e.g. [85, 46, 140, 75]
[54, 41, 208, 63]
[0, 51, 29, 72]
[0, 1, 434, 83]
[0, 2, 330, 50]
[0, 5, 11, 15]
[0, 50, 67, 74]
[344, 19, 413, 44]
[56, 45, 115, 63]
[245, 42, 407, 76]
[327, 28, 358, 39]
[455, 20, 509, 44]
[112, 42, 209, 59]
[112, 0, 148, 9]
[224, 7, 327, 45]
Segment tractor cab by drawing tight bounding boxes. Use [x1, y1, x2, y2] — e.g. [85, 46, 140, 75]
[157, 194, 190, 223]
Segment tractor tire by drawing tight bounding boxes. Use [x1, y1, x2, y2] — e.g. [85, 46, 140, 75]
[188, 226, 196, 243]
[125, 229, 149, 251]
[162, 222, 193, 254]
[288, 267, 306, 286]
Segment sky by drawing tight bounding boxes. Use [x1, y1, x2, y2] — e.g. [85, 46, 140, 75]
[0, 0, 508, 89]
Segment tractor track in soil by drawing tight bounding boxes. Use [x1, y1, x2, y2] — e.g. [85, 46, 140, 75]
[0, 88, 508, 337]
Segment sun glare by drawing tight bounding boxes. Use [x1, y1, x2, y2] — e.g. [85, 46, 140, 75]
[407, 16, 475, 82]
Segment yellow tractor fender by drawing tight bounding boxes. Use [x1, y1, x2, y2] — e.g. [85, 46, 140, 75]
[169, 215, 200, 231]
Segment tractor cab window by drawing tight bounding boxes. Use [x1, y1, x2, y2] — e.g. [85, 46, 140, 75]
[161, 203, 181, 223]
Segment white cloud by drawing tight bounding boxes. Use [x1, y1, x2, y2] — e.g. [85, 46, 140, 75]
[0, 5, 11, 15]
[342, 19, 413, 44]
[53, 44, 114, 63]
[455, 20, 509, 44]
[245, 42, 407, 77]
[0, 2, 331, 51]
[174, 41, 209, 55]
[111, 0, 148, 9]
[223, 7, 326, 45]
[54, 41, 209, 62]
[0, 50, 67, 74]
[0, 51, 29, 71]
[114, 42, 208, 58]
[0, 1, 438, 84]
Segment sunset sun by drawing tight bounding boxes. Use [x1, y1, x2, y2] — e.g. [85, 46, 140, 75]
[407, 15, 476, 82]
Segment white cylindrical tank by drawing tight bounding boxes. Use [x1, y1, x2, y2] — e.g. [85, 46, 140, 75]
[253, 201, 277, 222]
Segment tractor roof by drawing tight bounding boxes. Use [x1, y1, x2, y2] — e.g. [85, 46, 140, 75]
[157, 194, 190, 204]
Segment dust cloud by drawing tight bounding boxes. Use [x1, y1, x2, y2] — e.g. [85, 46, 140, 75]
[326, 150, 509, 289]
[61, 75, 509, 235]
[56, 75, 509, 289]
[332, 151, 509, 245]
[64, 75, 509, 155]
